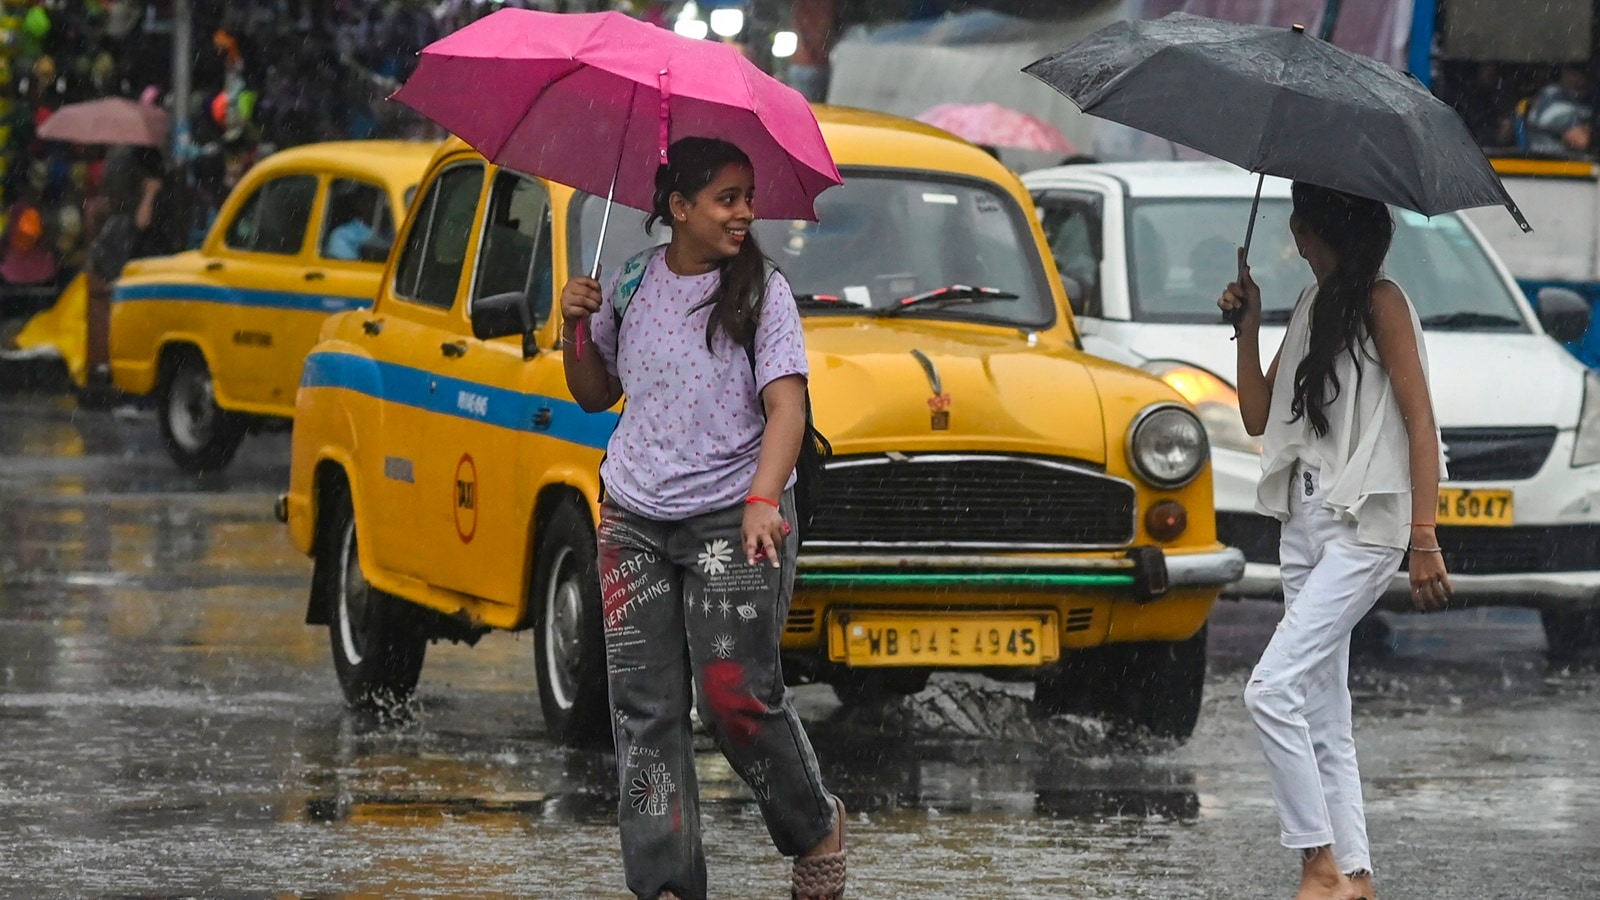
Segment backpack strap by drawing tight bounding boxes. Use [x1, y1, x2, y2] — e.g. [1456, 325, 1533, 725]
[612, 245, 664, 328]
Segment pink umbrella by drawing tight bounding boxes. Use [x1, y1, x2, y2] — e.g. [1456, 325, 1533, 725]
[393, 8, 841, 356]
[917, 102, 1076, 154]
[393, 9, 838, 224]
[37, 97, 170, 147]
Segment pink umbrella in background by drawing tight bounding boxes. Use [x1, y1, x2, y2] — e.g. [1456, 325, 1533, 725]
[393, 9, 842, 356]
[37, 97, 170, 147]
[917, 102, 1077, 154]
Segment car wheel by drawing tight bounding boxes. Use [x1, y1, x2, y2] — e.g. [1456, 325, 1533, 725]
[158, 352, 244, 473]
[830, 669, 931, 708]
[1033, 625, 1208, 741]
[1541, 609, 1600, 663]
[319, 481, 426, 709]
[533, 500, 610, 747]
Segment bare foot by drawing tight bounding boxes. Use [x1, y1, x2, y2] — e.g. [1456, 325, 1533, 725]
[803, 796, 845, 857]
[1296, 847, 1366, 900]
[1349, 871, 1376, 900]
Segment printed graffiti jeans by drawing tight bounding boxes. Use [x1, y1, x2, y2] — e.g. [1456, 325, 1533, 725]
[1244, 465, 1401, 876]
[597, 491, 837, 900]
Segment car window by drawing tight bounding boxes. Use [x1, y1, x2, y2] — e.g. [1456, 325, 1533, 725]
[472, 171, 554, 327]
[223, 174, 317, 255]
[318, 178, 393, 262]
[393, 164, 485, 310]
[571, 170, 1057, 329]
[1035, 191, 1103, 316]
[1125, 199, 1529, 330]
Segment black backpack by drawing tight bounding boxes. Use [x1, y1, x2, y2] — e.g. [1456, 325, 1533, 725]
[612, 247, 830, 538]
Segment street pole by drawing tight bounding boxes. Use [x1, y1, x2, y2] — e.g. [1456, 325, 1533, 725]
[171, 0, 192, 164]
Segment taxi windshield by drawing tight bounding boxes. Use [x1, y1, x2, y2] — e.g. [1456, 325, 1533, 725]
[1125, 198, 1531, 332]
[572, 170, 1055, 329]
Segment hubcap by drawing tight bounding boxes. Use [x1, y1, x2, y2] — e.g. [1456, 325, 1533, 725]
[168, 366, 217, 451]
[337, 522, 373, 666]
[543, 546, 584, 711]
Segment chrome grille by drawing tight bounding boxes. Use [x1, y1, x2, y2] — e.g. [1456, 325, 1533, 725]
[805, 454, 1136, 551]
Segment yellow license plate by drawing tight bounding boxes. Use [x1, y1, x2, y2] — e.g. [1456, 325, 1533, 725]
[830, 612, 1060, 667]
[1437, 488, 1513, 526]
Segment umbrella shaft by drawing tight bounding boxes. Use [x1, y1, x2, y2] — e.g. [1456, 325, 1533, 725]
[591, 168, 619, 281]
[1240, 173, 1265, 272]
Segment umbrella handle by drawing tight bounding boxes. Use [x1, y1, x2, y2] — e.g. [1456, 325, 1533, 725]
[574, 164, 622, 362]
[1227, 173, 1266, 341]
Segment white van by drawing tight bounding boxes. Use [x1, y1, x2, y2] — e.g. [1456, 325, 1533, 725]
[1023, 161, 1600, 660]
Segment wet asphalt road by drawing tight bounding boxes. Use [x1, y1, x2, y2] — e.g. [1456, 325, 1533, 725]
[1, 392, 1597, 899]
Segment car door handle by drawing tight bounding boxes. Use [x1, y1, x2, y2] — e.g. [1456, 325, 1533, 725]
[205, 261, 224, 272]
[440, 341, 467, 358]
[304, 271, 326, 282]
[362, 319, 383, 336]
[532, 406, 553, 431]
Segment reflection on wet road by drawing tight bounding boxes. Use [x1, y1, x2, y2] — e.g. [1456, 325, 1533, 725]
[2, 396, 1597, 898]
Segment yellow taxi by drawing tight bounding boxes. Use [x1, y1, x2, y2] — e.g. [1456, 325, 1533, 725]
[280, 107, 1244, 744]
[108, 140, 438, 471]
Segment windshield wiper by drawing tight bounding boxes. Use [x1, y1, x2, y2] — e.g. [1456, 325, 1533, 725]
[876, 285, 1019, 318]
[794, 293, 866, 311]
[1419, 311, 1525, 331]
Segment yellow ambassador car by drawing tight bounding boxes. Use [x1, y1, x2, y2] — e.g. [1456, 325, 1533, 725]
[280, 108, 1245, 745]
[109, 140, 438, 471]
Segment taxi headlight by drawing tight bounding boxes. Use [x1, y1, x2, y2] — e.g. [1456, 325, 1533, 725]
[1143, 361, 1262, 455]
[1573, 371, 1600, 467]
[1127, 404, 1209, 488]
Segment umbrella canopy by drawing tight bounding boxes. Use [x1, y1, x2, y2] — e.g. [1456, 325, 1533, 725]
[1023, 13, 1528, 232]
[36, 97, 169, 147]
[392, 8, 840, 222]
[917, 102, 1076, 154]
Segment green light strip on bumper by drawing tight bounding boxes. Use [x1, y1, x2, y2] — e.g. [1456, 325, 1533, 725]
[796, 573, 1135, 588]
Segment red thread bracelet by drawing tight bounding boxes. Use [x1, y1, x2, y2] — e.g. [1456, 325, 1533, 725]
[746, 495, 779, 509]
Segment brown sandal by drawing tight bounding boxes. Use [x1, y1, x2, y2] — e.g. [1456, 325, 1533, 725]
[791, 795, 847, 899]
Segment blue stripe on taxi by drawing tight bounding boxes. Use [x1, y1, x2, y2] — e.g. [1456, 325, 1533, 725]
[114, 283, 372, 313]
[300, 351, 618, 450]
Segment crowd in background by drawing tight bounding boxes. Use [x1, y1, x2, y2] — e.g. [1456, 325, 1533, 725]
[0, 0, 660, 313]
[1437, 59, 1596, 159]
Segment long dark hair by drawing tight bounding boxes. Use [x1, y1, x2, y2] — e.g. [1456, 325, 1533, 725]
[1288, 182, 1394, 437]
[646, 137, 768, 352]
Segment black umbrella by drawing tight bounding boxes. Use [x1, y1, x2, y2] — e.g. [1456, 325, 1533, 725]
[1023, 12, 1530, 279]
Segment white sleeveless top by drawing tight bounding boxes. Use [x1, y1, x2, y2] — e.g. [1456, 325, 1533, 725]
[1255, 279, 1447, 550]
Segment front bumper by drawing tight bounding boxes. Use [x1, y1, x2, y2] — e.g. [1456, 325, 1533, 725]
[797, 546, 1245, 598]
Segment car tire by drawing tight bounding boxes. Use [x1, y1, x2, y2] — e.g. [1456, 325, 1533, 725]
[1033, 625, 1208, 741]
[158, 352, 245, 473]
[830, 669, 931, 708]
[533, 500, 611, 748]
[1541, 609, 1600, 663]
[319, 481, 427, 709]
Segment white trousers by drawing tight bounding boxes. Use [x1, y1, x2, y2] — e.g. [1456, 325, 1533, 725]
[1244, 465, 1401, 875]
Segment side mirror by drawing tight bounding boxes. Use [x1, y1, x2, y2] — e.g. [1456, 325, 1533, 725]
[1537, 286, 1591, 344]
[472, 290, 535, 353]
[357, 235, 393, 263]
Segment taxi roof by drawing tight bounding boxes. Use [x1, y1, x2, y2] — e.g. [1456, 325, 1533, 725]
[429, 104, 1017, 187]
[260, 139, 441, 188]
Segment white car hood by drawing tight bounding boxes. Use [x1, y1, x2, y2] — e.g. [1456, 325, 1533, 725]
[1087, 321, 1586, 429]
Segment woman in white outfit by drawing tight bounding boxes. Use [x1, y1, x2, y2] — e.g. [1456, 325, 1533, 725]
[1219, 182, 1453, 900]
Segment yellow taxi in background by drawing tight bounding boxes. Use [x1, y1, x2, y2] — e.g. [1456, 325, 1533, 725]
[109, 140, 438, 471]
[280, 108, 1244, 745]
